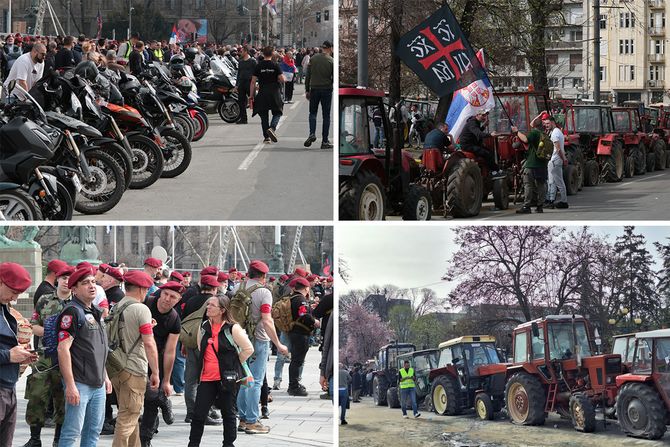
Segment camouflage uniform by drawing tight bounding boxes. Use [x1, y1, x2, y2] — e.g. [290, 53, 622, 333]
[24, 292, 71, 426]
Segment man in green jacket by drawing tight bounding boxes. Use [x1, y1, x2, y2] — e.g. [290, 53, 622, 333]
[514, 124, 549, 214]
[304, 41, 334, 150]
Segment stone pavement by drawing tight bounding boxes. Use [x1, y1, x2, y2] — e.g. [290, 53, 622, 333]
[12, 347, 334, 446]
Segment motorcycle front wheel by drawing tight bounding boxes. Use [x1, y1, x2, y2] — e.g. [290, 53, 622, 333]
[217, 99, 241, 123]
[0, 189, 43, 220]
[75, 149, 125, 214]
[159, 128, 192, 178]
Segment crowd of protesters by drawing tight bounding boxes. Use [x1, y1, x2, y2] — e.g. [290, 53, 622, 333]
[0, 257, 334, 447]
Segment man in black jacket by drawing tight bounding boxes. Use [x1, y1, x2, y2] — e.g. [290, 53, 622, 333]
[459, 111, 504, 178]
[235, 45, 257, 124]
[54, 36, 77, 70]
[129, 41, 146, 76]
[287, 278, 318, 396]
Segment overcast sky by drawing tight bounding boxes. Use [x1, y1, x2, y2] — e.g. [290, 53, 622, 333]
[338, 225, 670, 297]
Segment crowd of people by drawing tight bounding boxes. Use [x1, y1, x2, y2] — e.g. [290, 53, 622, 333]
[0, 257, 334, 447]
[0, 31, 334, 149]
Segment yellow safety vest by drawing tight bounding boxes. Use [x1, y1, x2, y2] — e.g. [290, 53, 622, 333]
[124, 42, 132, 59]
[399, 367, 415, 389]
[153, 48, 163, 62]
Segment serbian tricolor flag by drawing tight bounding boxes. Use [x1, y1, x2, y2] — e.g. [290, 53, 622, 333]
[169, 24, 179, 45]
[96, 9, 103, 39]
[322, 256, 331, 276]
[445, 49, 494, 143]
[263, 0, 277, 16]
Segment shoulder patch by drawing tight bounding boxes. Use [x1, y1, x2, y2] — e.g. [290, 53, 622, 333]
[60, 315, 72, 329]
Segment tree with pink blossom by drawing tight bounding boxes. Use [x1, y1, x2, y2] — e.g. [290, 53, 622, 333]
[340, 303, 395, 366]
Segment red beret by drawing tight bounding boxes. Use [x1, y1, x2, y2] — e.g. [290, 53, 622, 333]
[76, 261, 93, 270]
[98, 263, 111, 272]
[540, 112, 550, 120]
[269, 276, 276, 282]
[47, 259, 68, 274]
[144, 257, 162, 268]
[105, 267, 124, 282]
[228, 267, 237, 273]
[279, 275, 288, 281]
[68, 267, 95, 289]
[0, 262, 32, 292]
[249, 260, 269, 274]
[217, 272, 229, 282]
[293, 277, 310, 288]
[15, 37, 22, 43]
[56, 266, 75, 278]
[200, 266, 218, 277]
[200, 275, 221, 288]
[159, 281, 185, 294]
[307, 274, 318, 282]
[182, 271, 191, 277]
[123, 270, 154, 288]
[169, 271, 184, 282]
[327, 276, 333, 282]
[294, 268, 307, 277]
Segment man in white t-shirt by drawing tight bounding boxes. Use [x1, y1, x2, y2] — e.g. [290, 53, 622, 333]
[3, 43, 46, 100]
[543, 114, 569, 209]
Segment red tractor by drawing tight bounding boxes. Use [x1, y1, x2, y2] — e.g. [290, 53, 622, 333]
[615, 328, 670, 440]
[612, 107, 659, 173]
[504, 315, 621, 432]
[563, 105, 626, 185]
[339, 87, 432, 220]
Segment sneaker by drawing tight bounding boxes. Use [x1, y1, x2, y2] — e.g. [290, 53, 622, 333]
[319, 392, 331, 400]
[555, 201, 569, 209]
[261, 406, 269, 419]
[515, 206, 531, 214]
[341, 419, 348, 425]
[414, 413, 421, 418]
[204, 416, 222, 426]
[287, 386, 309, 397]
[403, 415, 409, 419]
[321, 140, 333, 149]
[304, 134, 316, 147]
[546, 201, 555, 209]
[267, 127, 278, 142]
[101, 420, 115, 435]
[263, 138, 271, 143]
[238, 421, 247, 432]
[245, 421, 270, 434]
[272, 379, 281, 390]
[160, 396, 174, 425]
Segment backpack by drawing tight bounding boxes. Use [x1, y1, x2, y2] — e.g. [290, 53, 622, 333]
[179, 299, 208, 349]
[228, 281, 264, 341]
[42, 301, 86, 365]
[105, 300, 142, 378]
[535, 132, 554, 160]
[271, 295, 294, 333]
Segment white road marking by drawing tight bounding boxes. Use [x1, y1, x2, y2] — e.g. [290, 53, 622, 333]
[290, 101, 300, 110]
[237, 119, 284, 170]
[615, 172, 665, 186]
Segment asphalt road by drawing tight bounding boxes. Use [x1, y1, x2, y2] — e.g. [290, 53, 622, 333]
[340, 397, 668, 447]
[75, 83, 333, 221]
[388, 166, 670, 221]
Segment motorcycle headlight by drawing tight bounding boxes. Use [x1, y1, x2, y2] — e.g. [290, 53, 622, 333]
[85, 95, 102, 119]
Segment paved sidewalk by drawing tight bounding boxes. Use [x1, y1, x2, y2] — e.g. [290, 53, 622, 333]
[12, 347, 334, 446]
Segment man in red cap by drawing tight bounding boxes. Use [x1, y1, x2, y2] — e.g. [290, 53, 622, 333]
[98, 264, 125, 308]
[56, 267, 111, 447]
[109, 271, 160, 447]
[287, 278, 317, 396]
[0, 263, 37, 447]
[235, 260, 288, 434]
[139, 282, 184, 446]
[180, 272, 192, 289]
[143, 258, 163, 298]
[33, 259, 67, 306]
[22, 265, 74, 447]
[181, 274, 223, 426]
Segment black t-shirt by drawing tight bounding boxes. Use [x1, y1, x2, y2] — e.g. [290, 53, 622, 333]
[253, 60, 281, 86]
[181, 292, 213, 319]
[105, 285, 125, 307]
[33, 280, 56, 307]
[144, 296, 180, 354]
[54, 47, 76, 69]
[290, 292, 315, 335]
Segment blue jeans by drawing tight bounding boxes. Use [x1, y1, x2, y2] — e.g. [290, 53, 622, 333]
[273, 332, 303, 382]
[259, 110, 282, 139]
[58, 381, 106, 447]
[400, 387, 418, 417]
[237, 339, 269, 424]
[308, 88, 333, 141]
[171, 341, 185, 393]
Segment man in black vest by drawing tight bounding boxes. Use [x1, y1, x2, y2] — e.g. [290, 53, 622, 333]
[288, 278, 317, 396]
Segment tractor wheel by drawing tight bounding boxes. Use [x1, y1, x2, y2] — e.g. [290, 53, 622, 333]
[624, 156, 635, 179]
[653, 139, 666, 171]
[431, 375, 461, 416]
[633, 144, 647, 175]
[475, 392, 495, 421]
[569, 393, 596, 433]
[604, 141, 624, 182]
[423, 393, 434, 412]
[583, 160, 599, 186]
[567, 145, 585, 190]
[563, 164, 579, 195]
[505, 372, 547, 426]
[646, 151, 656, 172]
[387, 386, 400, 409]
[616, 382, 668, 440]
[402, 184, 432, 220]
[492, 177, 509, 210]
[446, 158, 483, 218]
[339, 171, 387, 221]
[372, 376, 388, 407]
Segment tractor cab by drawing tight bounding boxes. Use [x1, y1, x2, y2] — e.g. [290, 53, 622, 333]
[371, 342, 415, 406]
[615, 328, 670, 440]
[385, 348, 439, 409]
[429, 336, 507, 420]
[339, 87, 431, 220]
[612, 333, 642, 371]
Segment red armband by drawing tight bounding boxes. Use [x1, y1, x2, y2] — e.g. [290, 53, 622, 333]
[98, 299, 109, 309]
[139, 323, 153, 335]
[260, 304, 272, 314]
[298, 305, 308, 317]
[57, 331, 71, 342]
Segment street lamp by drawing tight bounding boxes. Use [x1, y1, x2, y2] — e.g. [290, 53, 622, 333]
[242, 6, 252, 45]
[128, 5, 135, 40]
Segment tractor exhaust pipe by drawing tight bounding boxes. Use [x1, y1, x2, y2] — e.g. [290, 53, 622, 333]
[572, 314, 582, 367]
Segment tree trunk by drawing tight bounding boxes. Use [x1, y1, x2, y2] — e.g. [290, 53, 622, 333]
[435, 0, 480, 123]
[389, 0, 403, 104]
[527, 1, 548, 93]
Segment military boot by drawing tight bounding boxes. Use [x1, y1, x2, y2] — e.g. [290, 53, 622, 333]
[22, 425, 42, 447]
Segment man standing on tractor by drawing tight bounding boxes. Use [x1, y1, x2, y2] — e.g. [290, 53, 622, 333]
[459, 110, 505, 178]
[399, 360, 420, 419]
